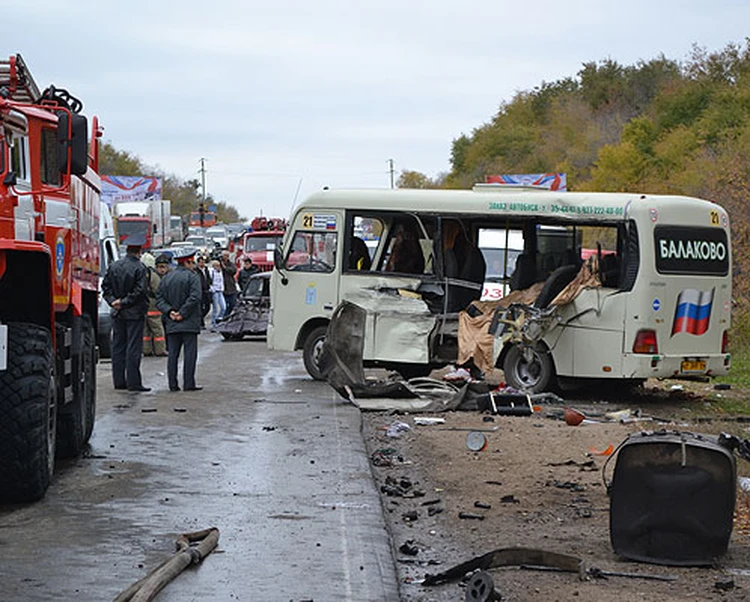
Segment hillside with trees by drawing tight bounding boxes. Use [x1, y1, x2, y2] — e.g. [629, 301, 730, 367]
[400, 40, 750, 335]
[98, 142, 242, 224]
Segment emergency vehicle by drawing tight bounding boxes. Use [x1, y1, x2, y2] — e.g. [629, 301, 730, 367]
[0, 54, 101, 501]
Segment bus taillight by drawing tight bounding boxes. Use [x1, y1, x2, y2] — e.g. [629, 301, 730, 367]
[722, 330, 729, 353]
[633, 330, 658, 354]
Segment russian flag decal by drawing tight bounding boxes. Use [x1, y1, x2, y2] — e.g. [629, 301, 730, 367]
[671, 288, 714, 336]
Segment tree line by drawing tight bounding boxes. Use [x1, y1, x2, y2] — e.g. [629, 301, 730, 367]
[399, 40, 750, 330]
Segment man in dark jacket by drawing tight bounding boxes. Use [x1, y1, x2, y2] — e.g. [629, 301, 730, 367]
[101, 233, 150, 392]
[237, 256, 259, 294]
[156, 248, 203, 392]
[220, 250, 238, 315]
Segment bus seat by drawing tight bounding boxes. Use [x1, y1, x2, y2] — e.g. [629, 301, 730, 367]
[510, 253, 536, 291]
[600, 253, 620, 287]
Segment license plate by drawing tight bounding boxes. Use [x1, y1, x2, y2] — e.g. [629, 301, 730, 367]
[681, 359, 706, 373]
[0, 324, 7, 371]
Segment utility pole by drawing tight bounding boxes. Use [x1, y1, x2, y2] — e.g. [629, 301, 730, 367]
[199, 157, 207, 202]
[388, 158, 395, 189]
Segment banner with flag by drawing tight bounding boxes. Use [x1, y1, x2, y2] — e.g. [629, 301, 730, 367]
[485, 173, 566, 191]
[101, 176, 162, 207]
[671, 288, 714, 336]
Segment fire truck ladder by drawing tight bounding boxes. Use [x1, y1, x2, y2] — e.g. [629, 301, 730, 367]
[0, 54, 41, 103]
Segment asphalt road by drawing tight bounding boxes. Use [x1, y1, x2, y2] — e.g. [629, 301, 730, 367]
[0, 332, 399, 601]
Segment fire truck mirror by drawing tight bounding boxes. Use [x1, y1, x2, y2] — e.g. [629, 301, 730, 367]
[56, 112, 89, 176]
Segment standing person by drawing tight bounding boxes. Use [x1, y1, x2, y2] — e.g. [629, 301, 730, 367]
[195, 255, 211, 329]
[155, 253, 173, 350]
[156, 249, 203, 392]
[237, 256, 259, 294]
[101, 232, 150, 392]
[221, 250, 238, 314]
[141, 253, 167, 357]
[208, 259, 225, 330]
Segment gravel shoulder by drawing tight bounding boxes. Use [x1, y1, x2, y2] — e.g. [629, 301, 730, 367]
[360, 376, 750, 601]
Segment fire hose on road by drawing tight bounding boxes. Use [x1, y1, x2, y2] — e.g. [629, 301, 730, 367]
[114, 527, 220, 602]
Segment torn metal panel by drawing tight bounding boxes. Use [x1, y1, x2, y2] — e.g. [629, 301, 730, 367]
[342, 285, 436, 363]
[423, 547, 586, 586]
[321, 301, 470, 410]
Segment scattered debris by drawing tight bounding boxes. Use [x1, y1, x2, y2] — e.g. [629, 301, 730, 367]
[587, 567, 677, 582]
[548, 480, 586, 492]
[500, 495, 519, 504]
[588, 444, 614, 456]
[466, 431, 488, 452]
[548, 459, 596, 469]
[402, 510, 419, 523]
[563, 407, 585, 426]
[381, 476, 425, 498]
[714, 383, 731, 390]
[371, 448, 402, 467]
[458, 512, 485, 520]
[474, 501, 492, 510]
[423, 547, 585, 586]
[386, 422, 412, 437]
[414, 417, 446, 426]
[141, 408, 158, 413]
[173, 407, 187, 413]
[262, 426, 276, 431]
[465, 570, 501, 601]
[399, 541, 419, 556]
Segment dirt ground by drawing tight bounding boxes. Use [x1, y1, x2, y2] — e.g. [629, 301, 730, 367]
[360, 372, 750, 601]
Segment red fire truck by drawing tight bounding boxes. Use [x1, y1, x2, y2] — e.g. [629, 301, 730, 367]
[0, 55, 101, 502]
[236, 216, 288, 272]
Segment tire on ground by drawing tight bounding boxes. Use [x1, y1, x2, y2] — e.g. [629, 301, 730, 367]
[502, 342, 555, 393]
[0, 322, 56, 503]
[303, 325, 328, 381]
[58, 315, 96, 458]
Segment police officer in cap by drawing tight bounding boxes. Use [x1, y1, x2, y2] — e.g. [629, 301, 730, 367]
[156, 247, 203, 391]
[101, 231, 150, 391]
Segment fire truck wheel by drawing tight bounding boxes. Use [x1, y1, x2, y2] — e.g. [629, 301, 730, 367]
[0, 323, 56, 503]
[58, 316, 96, 458]
[302, 325, 328, 381]
[502, 342, 555, 394]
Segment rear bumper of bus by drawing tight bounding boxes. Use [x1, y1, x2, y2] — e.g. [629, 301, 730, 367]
[621, 353, 731, 379]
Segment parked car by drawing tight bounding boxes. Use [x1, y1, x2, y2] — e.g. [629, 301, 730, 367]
[215, 272, 271, 341]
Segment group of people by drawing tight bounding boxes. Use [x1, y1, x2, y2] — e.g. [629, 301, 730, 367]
[101, 234, 259, 393]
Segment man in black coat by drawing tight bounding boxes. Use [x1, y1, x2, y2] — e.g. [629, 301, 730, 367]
[101, 232, 150, 391]
[156, 248, 203, 392]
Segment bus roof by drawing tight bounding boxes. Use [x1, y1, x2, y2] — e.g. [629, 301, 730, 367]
[298, 187, 726, 224]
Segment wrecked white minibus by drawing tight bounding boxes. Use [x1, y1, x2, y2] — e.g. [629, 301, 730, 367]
[267, 185, 731, 393]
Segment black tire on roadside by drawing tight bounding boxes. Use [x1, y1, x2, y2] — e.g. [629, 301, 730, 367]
[0, 322, 56, 503]
[58, 315, 96, 458]
[502, 342, 555, 393]
[303, 325, 328, 381]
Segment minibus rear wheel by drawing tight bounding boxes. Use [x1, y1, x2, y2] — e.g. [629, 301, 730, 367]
[502, 342, 555, 393]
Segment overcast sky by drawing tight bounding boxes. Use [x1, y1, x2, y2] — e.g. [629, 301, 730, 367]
[5, 1, 749, 220]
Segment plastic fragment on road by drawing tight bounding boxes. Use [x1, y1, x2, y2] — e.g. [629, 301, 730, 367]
[414, 417, 446, 426]
[589, 444, 614, 456]
[386, 421, 411, 437]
